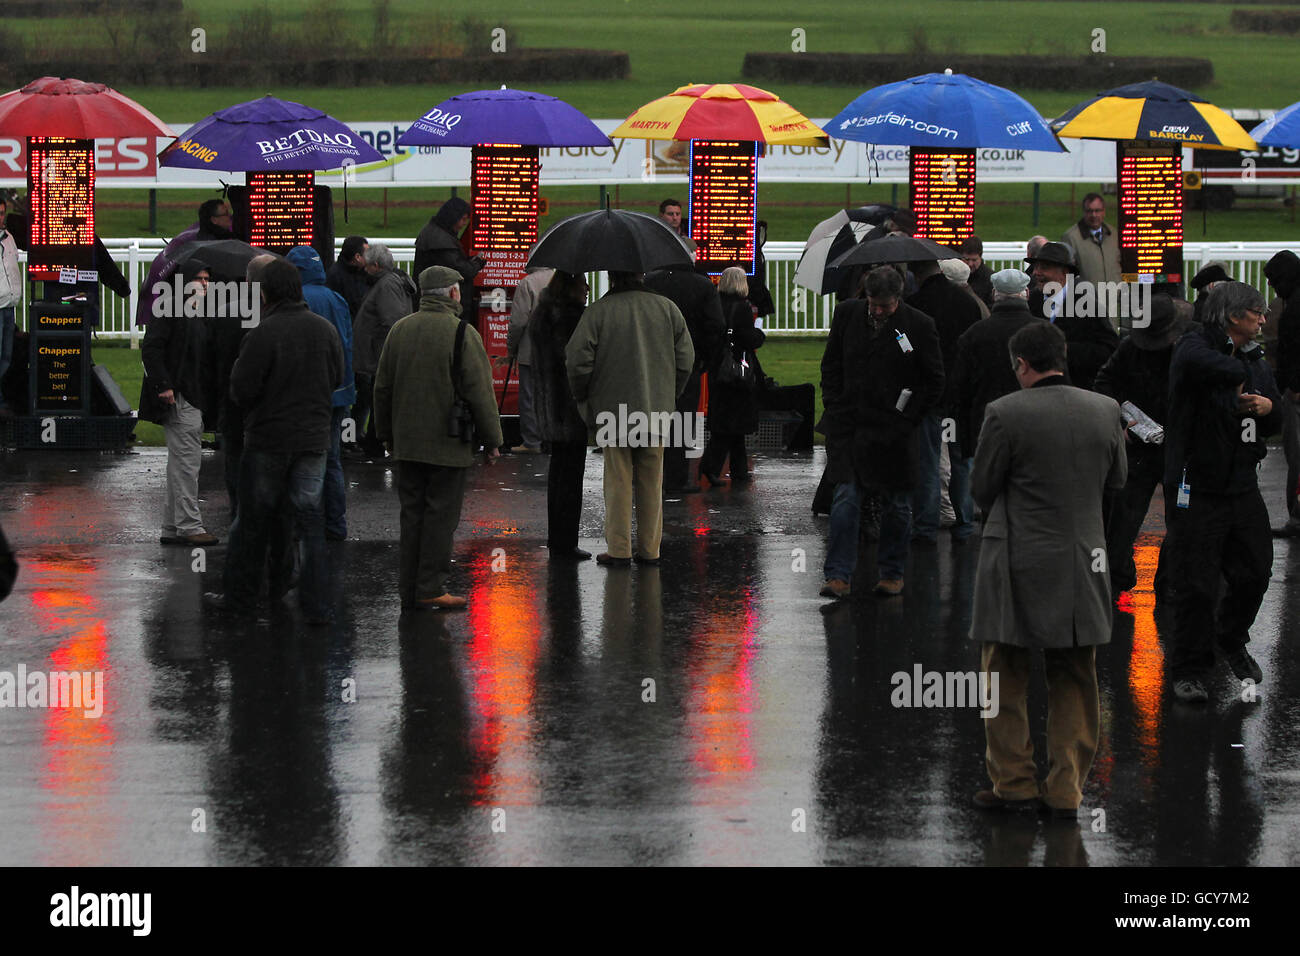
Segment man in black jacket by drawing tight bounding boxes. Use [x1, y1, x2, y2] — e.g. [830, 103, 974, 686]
[1026, 241, 1118, 389]
[413, 197, 484, 313]
[960, 236, 994, 308]
[1263, 250, 1300, 535]
[327, 235, 371, 319]
[643, 251, 726, 491]
[1094, 294, 1189, 600]
[952, 269, 1041, 459]
[817, 266, 945, 599]
[906, 259, 982, 543]
[1163, 281, 1281, 702]
[141, 259, 218, 547]
[205, 256, 344, 624]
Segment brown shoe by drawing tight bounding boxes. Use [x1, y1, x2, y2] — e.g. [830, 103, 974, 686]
[596, 553, 631, 567]
[819, 579, 851, 599]
[972, 790, 1037, 812]
[873, 577, 904, 596]
[418, 593, 467, 610]
[182, 532, 219, 546]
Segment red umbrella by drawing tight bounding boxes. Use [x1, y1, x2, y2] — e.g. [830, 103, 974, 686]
[0, 76, 172, 139]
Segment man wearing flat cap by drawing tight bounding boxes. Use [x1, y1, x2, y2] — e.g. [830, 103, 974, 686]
[952, 268, 1043, 459]
[1026, 241, 1118, 390]
[374, 265, 503, 611]
[1093, 294, 1191, 601]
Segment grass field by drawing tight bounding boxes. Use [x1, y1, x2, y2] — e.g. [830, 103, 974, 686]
[92, 335, 830, 447]
[10, 1, 1300, 243]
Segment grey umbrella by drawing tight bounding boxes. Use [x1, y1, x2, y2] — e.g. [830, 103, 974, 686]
[526, 208, 692, 275]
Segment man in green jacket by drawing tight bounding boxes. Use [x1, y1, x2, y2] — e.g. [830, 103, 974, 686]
[374, 266, 504, 610]
[566, 271, 694, 566]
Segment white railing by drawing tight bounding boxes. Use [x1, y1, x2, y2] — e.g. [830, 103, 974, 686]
[12, 238, 1296, 341]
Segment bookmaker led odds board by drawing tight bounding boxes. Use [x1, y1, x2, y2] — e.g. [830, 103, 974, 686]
[470, 144, 540, 289]
[229, 171, 335, 267]
[1116, 140, 1183, 284]
[909, 148, 976, 247]
[26, 137, 96, 281]
[689, 140, 758, 275]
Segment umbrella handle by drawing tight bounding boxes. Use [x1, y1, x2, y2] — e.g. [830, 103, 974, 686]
[498, 356, 516, 411]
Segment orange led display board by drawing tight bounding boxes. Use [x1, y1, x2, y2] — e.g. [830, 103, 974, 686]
[909, 148, 976, 247]
[27, 137, 96, 280]
[1117, 140, 1183, 283]
[689, 140, 758, 275]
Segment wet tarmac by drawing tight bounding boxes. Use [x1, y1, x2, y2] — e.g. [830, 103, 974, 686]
[1, 444, 1298, 866]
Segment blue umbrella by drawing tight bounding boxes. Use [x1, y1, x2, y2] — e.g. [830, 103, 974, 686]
[397, 86, 611, 147]
[159, 95, 384, 171]
[829, 70, 1063, 152]
[1250, 101, 1300, 148]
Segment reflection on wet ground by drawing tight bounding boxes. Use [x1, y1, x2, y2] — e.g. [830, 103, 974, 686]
[1, 446, 1297, 865]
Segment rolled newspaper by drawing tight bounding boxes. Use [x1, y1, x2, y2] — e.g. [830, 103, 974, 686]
[1120, 401, 1163, 444]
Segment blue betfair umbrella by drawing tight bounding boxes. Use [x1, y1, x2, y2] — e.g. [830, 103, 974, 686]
[397, 87, 611, 148]
[1250, 101, 1300, 148]
[829, 70, 1063, 152]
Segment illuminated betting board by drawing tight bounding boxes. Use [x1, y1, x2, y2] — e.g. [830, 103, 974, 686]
[909, 148, 976, 247]
[471, 144, 539, 288]
[244, 171, 315, 252]
[689, 140, 758, 275]
[27, 137, 96, 279]
[1116, 140, 1183, 283]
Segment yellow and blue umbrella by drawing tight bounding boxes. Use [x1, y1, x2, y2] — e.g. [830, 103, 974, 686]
[1051, 80, 1255, 150]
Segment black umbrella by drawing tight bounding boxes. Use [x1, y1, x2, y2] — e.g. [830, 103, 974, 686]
[173, 239, 274, 282]
[829, 233, 959, 269]
[526, 208, 692, 275]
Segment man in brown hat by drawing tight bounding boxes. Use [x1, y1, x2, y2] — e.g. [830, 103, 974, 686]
[1026, 241, 1118, 389]
[1094, 294, 1191, 601]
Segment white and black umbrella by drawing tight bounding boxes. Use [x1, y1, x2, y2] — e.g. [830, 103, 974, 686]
[793, 205, 895, 294]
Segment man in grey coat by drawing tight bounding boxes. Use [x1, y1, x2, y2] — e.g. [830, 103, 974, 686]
[970, 322, 1126, 819]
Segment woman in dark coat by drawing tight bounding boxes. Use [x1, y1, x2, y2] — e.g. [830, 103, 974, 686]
[701, 267, 765, 486]
[527, 271, 592, 559]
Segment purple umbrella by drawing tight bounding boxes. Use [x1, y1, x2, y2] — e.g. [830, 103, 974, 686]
[135, 224, 198, 328]
[159, 95, 384, 171]
[397, 87, 611, 147]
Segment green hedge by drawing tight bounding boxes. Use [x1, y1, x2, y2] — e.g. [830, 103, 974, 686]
[5, 0, 180, 15]
[0, 50, 629, 89]
[1231, 8, 1300, 29]
[743, 53, 1214, 91]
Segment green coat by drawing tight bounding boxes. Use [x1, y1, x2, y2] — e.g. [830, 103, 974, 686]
[373, 293, 504, 467]
[565, 289, 694, 436]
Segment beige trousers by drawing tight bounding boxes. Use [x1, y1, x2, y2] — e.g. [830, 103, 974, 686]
[601, 445, 664, 560]
[981, 642, 1100, 810]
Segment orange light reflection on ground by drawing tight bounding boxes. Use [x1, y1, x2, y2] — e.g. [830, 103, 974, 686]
[686, 589, 758, 781]
[25, 556, 115, 864]
[464, 554, 540, 807]
[1127, 542, 1164, 770]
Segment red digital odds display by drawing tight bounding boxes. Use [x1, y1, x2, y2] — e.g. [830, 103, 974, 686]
[689, 140, 758, 275]
[27, 137, 96, 280]
[1117, 141, 1183, 283]
[909, 148, 976, 247]
[245, 170, 316, 252]
[471, 144, 539, 288]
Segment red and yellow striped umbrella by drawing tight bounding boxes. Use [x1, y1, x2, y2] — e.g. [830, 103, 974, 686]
[612, 83, 828, 146]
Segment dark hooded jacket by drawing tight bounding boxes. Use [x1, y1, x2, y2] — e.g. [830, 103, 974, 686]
[353, 268, 418, 377]
[1264, 249, 1300, 394]
[1165, 321, 1282, 496]
[287, 245, 355, 407]
[413, 197, 482, 309]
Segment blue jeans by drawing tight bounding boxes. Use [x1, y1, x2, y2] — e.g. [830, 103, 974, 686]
[0, 306, 14, 405]
[824, 482, 913, 582]
[324, 406, 347, 538]
[224, 448, 330, 619]
[912, 411, 975, 540]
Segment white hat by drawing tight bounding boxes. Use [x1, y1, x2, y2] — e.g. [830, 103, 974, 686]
[939, 258, 971, 285]
[991, 268, 1031, 294]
